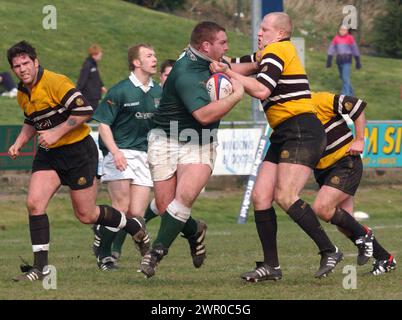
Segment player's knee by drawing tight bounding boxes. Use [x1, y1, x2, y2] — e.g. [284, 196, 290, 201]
[274, 190, 294, 211]
[26, 198, 42, 215]
[312, 202, 332, 222]
[155, 198, 169, 214]
[252, 188, 273, 209]
[74, 209, 97, 224]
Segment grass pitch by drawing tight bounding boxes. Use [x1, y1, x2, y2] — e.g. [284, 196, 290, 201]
[0, 184, 401, 300]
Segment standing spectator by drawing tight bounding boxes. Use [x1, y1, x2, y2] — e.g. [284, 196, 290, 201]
[77, 44, 107, 111]
[0, 71, 18, 97]
[159, 59, 175, 87]
[326, 25, 361, 96]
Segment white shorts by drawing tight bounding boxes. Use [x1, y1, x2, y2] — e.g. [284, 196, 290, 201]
[147, 130, 217, 181]
[101, 149, 153, 187]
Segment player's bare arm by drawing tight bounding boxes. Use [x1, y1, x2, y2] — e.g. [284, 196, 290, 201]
[37, 114, 91, 148]
[230, 61, 259, 76]
[349, 111, 366, 155]
[210, 61, 270, 100]
[8, 123, 36, 159]
[192, 78, 244, 125]
[98, 123, 127, 171]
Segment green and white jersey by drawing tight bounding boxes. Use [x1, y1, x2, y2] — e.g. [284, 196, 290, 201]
[153, 47, 218, 144]
[93, 73, 162, 155]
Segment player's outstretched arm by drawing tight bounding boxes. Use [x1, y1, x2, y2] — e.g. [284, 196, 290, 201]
[210, 61, 270, 100]
[8, 123, 36, 159]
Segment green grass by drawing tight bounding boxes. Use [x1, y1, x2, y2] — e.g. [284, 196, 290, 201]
[1, 0, 401, 125]
[0, 186, 401, 300]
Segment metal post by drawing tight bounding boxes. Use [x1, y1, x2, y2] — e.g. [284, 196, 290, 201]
[251, 0, 265, 124]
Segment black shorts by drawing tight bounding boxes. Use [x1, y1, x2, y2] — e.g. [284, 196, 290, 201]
[314, 155, 363, 196]
[32, 135, 99, 190]
[264, 113, 327, 169]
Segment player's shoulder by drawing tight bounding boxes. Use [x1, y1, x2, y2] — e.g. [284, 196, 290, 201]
[312, 91, 335, 103]
[44, 69, 72, 83]
[261, 39, 296, 61]
[107, 78, 132, 94]
[42, 69, 75, 93]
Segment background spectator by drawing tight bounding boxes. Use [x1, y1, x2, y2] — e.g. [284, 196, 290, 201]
[77, 44, 107, 111]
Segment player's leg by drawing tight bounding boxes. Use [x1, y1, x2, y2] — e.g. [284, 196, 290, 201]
[66, 137, 149, 256]
[276, 163, 342, 278]
[313, 186, 373, 265]
[94, 179, 130, 269]
[338, 197, 396, 274]
[140, 164, 211, 278]
[118, 184, 152, 257]
[241, 161, 281, 282]
[153, 163, 211, 252]
[314, 155, 375, 265]
[13, 170, 61, 282]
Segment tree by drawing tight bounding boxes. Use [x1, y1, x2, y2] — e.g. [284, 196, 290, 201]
[372, 0, 402, 58]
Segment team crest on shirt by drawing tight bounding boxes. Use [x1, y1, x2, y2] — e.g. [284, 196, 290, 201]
[280, 150, 289, 159]
[154, 98, 160, 108]
[330, 176, 340, 185]
[75, 98, 84, 107]
[344, 102, 353, 111]
[77, 177, 87, 186]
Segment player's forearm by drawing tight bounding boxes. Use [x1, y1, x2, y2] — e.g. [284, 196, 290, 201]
[14, 124, 36, 148]
[51, 115, 90, 141]
[353, 111, 366, 141]
[230, 62, 259, 76]
[193, 91, 243, 125]
[98, 124, 120, 155]
[225, 69, 270, 100]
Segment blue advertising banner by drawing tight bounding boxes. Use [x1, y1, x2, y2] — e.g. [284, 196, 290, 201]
[363, 121, 402, 168]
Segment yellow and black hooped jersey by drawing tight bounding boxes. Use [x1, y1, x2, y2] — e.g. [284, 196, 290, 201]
[17, 67, 93, 148]
[312, 92, 367, 169]
[257, 39, 315, 128]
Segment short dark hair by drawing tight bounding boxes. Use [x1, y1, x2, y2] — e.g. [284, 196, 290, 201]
[7, 41, 37, 67]
[127, 43, 153, 71]
[160, 59, 175, 74]
[190, 21, 226, 49]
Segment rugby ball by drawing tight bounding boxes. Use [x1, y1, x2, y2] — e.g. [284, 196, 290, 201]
[206, 73, 233, 101]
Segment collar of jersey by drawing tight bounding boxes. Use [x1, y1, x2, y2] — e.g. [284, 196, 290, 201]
[188, 45, 214, 63]
[129, 72, 154, 88]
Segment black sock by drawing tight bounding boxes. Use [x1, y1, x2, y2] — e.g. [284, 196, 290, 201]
[29, 214, 50, 271]
[373, 238, 391, 261]
[287, 199, 336, 254]
[330, 208, 366, 241]
[255, 208, 279, 267]
[96, 205, 142, 236]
